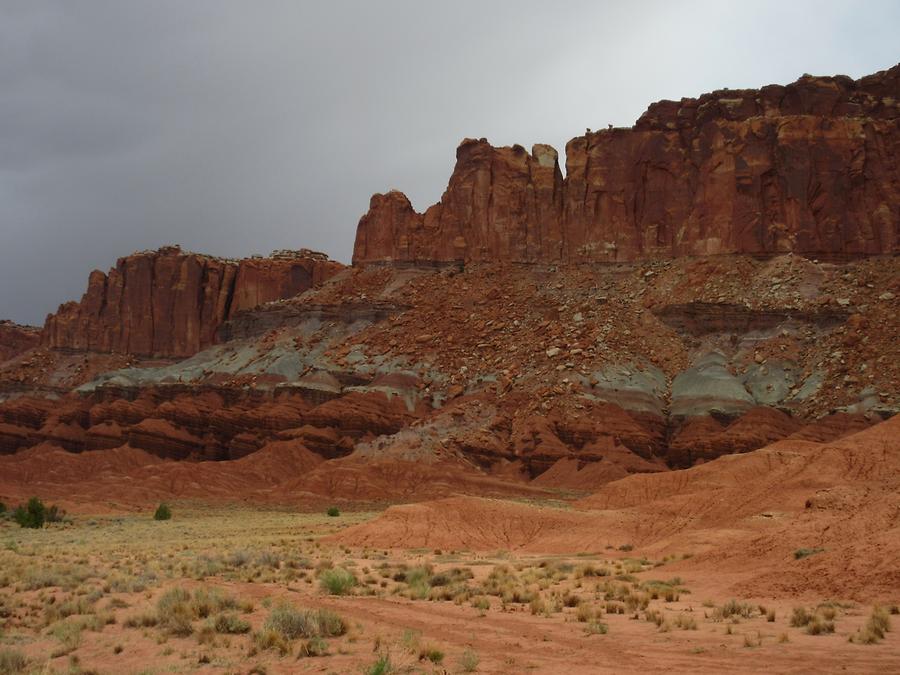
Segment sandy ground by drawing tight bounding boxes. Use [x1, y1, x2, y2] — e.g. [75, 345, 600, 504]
[1, 503, 898, 674]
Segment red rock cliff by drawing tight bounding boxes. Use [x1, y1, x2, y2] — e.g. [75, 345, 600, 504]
[42, 246, 344, 357]
[0, 321, 40, 362]
[353, 65, 899, 265]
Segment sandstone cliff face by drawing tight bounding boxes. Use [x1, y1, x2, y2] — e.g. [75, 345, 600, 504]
[354, 65, 899, 265]
[42, 246, 343, 357]
[0, 321, 40, 363]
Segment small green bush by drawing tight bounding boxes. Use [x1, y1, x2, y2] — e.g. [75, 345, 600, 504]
[319, 567, 357, 595]
[366, 655, 393, 675]
[13, 497, 46, 529]
[326, 506, 340, 517]
[154, 503, 172, 521]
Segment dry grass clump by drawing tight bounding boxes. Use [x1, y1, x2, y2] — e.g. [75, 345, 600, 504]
[645, 609, 687, 632]
[789, 605, 836, 635]
[850, 606, 892, 645]
[458, 648, 479, 672]
[418, 644, 444, 664]
[253, 604, 346, 658]
[0, 648, 27, 675]
[640, 578, 685, 603]
[255, 602, 346, 655]
[600, 581, 649, 612]
[214, 612, 251, 634]
[47, 619, 85, 657]
[480, 565, 537, 605]
[154, 586, 241, 636]
[713, 599, 755, 621]
[583, 620, 609, 635]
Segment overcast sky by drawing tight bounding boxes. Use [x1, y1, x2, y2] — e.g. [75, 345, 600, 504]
[1, 1, 898, 325]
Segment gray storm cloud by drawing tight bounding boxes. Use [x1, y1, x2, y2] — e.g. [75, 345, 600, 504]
[1, 0, 898, 324]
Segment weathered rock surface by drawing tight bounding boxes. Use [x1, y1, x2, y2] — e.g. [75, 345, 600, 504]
[0, 321, 40, 363]
[42, 246, 343, 357]
[354, 65, 899, 266]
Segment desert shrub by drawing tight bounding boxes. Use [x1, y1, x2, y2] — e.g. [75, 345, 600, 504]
[818, 604, 838, 621]
[157, 587, 194, 636]
[419, 645, 444, 664]
[716, 599, 755, 620]
[794, 547, 824, 560]
[870, 605, 891, 635]
[852, 605, 892, 644]
[576, 604, 595, 622]
[48, 620, 83, 655]
[263, 604, 346, 641]
[13, 497, 46, 529]
[191, 587, 237, 617]
[674, 614, 698, 630]
[472, 596, 490, 611]
[789, 606, 812, 627]
[318, 567, 357, 595]
[326, 506, 340, 517]
[366, 655, 393, 675]
[0, 648, 27, 675]
[153, 503, 172, 521]
[256, 550, 280, 568]
[0, 502, 6, 515]
[584, 621, 609, 635]
[46, 504, 65, 523]
[123, 613, 158, 628]
[254, 628, 291, 655]
[214, 612, 250, 634]
[298, 636, 329, 657]
[459, 648, 479, 672]
[806, 615, 835, 635]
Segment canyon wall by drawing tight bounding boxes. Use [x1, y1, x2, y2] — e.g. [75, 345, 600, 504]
[42, 246, 344, 358]
[353, 65, 899, 265]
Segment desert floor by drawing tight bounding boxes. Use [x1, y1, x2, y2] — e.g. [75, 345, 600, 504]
[0, 503, 898, 674]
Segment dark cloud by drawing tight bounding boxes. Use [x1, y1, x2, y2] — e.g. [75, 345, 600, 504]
[1, 0, 898, 324]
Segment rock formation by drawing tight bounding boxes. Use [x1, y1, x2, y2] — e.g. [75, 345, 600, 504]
[0, 321, 40, 362]
[354, 65, 899, 265]
[42, 246, 344, 357]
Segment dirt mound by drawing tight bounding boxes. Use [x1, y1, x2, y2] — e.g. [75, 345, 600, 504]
[329, 496, 615, 551]
[335, 417, 900, 600]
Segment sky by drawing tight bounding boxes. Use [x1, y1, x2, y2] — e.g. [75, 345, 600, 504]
[1, 0, 898, 325]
